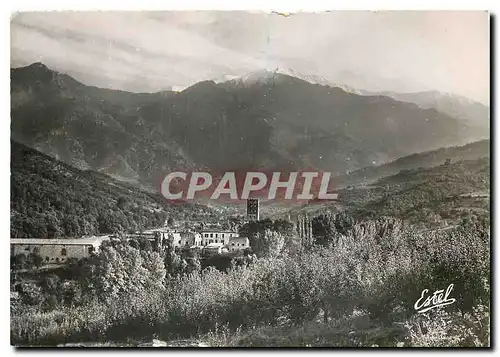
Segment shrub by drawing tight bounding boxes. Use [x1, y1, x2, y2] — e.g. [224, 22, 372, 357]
[404, 305, 490, 347]
[10, 214, 490, 346]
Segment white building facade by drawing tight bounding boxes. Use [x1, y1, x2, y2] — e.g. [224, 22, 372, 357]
[200, 230, 239, 246]
[10, 236, 108, 264]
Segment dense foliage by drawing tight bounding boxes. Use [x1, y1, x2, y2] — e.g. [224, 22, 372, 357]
[239, 218, 297, 257]
[11, 214, 490, 347]
[9, 135, 491, 347]
[11, 141, 213, 238]
[349, 158, 489, 225]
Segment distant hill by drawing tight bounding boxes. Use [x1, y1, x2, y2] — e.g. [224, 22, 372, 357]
[360, 90, 490, 137]
[282, 156, 490, 228]
[10, 140, 213, 238]
[344, 157, 490, 226]
[235, 70, 490, 139]
[11, 63, 187, 187]
[11, 63, 483, 188]
[335, 139, 490, 187]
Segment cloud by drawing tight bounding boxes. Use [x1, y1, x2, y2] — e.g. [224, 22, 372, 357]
[11, 11, 489, 103]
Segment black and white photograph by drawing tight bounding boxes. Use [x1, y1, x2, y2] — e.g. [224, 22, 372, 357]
[9, 9, 491, 348]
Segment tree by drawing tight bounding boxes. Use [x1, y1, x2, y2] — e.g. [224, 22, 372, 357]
[62, 216, 80, 237]
[139, 239, 153, 252]
[91, 242, 166, 300]
[45, 212, 63, 238]
[163, 239, 186, 278]
[27, 252, 43, 269]
[42, 294, 58, 312]
[238, 218, 298, 258]
[62, 281, 82, 307]
[116, 196, 129, 210]
[17, 282, 43, 306]
[141, 250, 167, 287]
[202, 255, 234, 272]
[273, 219, 295, 236]
[312, 212, 355, 247]
[129, 239, 140, 249]
[42, 273, 61, 295]
[250, 229, 285, 258]
[12, 253, 27, 270]
[186, 256, 201, 274]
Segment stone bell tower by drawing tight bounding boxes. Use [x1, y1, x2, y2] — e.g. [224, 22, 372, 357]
[247, 198, 260, 221]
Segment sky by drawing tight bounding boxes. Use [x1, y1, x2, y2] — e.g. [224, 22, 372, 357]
[11, 11, 490, 104]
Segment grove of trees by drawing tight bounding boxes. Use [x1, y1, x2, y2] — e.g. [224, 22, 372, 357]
[11, 213, 490, 347]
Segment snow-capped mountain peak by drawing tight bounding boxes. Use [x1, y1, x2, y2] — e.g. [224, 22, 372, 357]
[217, 67, 363, 94]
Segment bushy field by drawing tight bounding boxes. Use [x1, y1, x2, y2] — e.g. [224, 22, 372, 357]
[11, 215, 490, 347]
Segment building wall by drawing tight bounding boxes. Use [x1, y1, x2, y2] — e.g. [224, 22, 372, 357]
[11, 243, 94, 264]
[201, 231, 239, 246]
[151, 232, 202, 249]
[167, 233, 183, 248]
[180, 232, 202, 247]
[203, 246, 223, 256]
[228, 237, 250, 252]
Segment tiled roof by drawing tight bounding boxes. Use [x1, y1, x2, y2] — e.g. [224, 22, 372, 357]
[200, 229, 238, 234]
[204, 243, 224, 248]
[228, 237, 249, 243]
[11, 236, 108, 246]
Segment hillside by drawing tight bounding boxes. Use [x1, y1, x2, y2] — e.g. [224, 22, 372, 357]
[344, 157, 490, 225]
[280, 155, 490, 228]
[231, 70, 490, 139]
[11, 63, 187, 187]
[262, 71, 490, 137]
[10, 140, 213, 238]
[11, 63, 480, 188]
[335, 139, 490, 187]
[362, 90, 490, 134]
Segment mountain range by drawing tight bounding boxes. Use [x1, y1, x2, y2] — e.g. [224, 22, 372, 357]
[334, 139, 490, 187]
[359, 89, 490, 131]
[275, 147, 489, 224]
[11, 63, 490, 189]
[220, 68, 490, 130]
